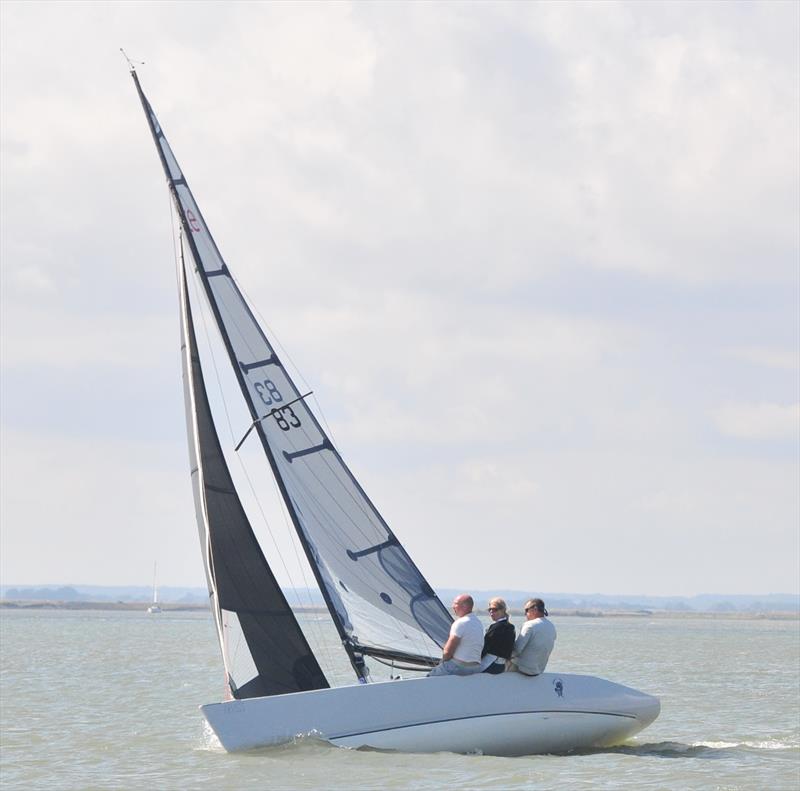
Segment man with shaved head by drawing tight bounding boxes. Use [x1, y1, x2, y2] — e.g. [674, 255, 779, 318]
[428, 593, 484, 677]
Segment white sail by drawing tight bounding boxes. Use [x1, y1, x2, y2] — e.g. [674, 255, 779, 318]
[147, 562, 161, 613]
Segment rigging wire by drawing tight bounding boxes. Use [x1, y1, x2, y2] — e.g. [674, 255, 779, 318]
[184, 256, 338, 679]
[167, 199, 230, 690]
[236, 280, 340, 448]
[369, 655, 431, 674]
[214, 271, 438, 655]
[203, 271, 443, 666]
[119, 48, 144, 70]
[175, 245, 345, 677]
[209, 271, 439, 666]
[165, 190, 336, 682]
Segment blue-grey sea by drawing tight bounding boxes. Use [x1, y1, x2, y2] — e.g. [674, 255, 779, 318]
[1, 610, 798, 790]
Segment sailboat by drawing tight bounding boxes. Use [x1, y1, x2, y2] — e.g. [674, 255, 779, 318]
[131, 70, 660, 756]
[147, 562, 162, 614]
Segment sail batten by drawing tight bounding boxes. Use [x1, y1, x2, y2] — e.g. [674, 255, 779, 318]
[133, 70, 452, 681]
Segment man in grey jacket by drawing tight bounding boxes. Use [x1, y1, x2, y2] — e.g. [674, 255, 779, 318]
[509, 598, 556, 676]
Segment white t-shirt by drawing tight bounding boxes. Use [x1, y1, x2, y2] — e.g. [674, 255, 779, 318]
[451, 612, 484, 663]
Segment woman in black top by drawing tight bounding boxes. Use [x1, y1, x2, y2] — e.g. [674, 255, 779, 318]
[482, 597, 515, 674]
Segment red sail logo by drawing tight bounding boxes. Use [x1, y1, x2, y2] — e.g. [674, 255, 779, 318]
[186, 209, 201, 233]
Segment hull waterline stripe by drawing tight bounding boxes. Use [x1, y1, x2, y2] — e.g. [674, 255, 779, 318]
[325, 709, 638, 741]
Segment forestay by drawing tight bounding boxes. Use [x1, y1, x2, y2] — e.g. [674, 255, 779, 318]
[133, 73, 452, 677]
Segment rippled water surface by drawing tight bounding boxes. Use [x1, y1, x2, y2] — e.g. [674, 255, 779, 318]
[1, 610, 798, 789]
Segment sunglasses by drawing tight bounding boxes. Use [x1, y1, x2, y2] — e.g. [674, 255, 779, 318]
[487, 607, 503, 612]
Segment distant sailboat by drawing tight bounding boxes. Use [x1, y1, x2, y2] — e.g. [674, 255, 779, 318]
[147, 562, 162, 614]
[132, 69, 659, 755]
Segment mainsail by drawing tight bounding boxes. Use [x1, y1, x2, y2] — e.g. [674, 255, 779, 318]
[133, 72, 452, 683]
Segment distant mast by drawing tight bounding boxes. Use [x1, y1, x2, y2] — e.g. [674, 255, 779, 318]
[147, 562, 162, 614]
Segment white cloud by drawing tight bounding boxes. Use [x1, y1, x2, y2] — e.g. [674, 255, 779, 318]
[728, 346, 799, 371]
[0, 428, 197, 587]
[712, 402, 800, 440]
[0, 307, 177, 369]
[364, 447, 799, 595]
[10, 265, 55, 294]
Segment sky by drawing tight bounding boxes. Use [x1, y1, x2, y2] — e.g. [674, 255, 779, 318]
[1, 1, 798, 597]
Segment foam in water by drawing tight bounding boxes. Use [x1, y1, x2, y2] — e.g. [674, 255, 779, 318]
[694, 740, 797, 751]
[196, 720, 224, 752]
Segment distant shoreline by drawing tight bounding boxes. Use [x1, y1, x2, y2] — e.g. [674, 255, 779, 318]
[1, 600, 797, 619]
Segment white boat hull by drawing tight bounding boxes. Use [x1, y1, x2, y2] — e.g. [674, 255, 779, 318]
[201, 672, 659, 756]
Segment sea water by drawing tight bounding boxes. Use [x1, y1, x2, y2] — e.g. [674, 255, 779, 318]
[0, 610, 798, 790]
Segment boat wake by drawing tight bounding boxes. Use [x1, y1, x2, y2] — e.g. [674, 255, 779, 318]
[694, 739, 798, 751]
[577, 738, 799, 759]
[194, 727, 798, 760]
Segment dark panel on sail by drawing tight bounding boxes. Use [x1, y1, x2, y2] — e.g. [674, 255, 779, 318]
[182, 269, 328, 698]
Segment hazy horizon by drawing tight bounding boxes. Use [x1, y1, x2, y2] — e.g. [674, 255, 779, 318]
[2, 582, 797, 600]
